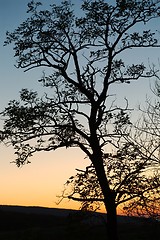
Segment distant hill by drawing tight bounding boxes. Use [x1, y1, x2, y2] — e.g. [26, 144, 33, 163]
[0, 205, 159, 240]
[0, 204, 148, 225]
[0, 205, 66, 231]
[0, 205, 76, 217]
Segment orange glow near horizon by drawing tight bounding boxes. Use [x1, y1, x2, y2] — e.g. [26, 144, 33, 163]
[0, 145, 89, 210]
[0, 144, 124, 214]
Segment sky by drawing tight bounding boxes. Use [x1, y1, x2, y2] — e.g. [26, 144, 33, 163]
[0, 0, 88, 210]
[0, 0, 160, 211]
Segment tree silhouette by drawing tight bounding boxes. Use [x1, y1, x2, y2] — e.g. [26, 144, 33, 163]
[1, 1, 160, 239]
[62, 138, 160, 218]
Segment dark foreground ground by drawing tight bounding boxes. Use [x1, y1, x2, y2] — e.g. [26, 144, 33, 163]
[0, 205, 159, 240]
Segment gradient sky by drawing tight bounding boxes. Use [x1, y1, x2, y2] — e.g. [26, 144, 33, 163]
[0, 0, 160, 211]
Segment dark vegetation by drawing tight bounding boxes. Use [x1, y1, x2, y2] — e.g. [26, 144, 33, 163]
[0, 206, 159, 240]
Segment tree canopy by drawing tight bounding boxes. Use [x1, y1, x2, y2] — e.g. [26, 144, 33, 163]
[1, 0, 160, 165]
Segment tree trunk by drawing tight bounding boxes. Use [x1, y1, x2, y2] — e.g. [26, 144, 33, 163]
[92, 155, 119, 240]
[89, 120, 119, 239]
[104, 191, 119, 240]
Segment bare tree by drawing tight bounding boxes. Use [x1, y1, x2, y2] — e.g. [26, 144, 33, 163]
[1, 1, 160, 239]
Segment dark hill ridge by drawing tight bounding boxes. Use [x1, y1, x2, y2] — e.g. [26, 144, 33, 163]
[0, 205, 159, 240]
[0, 205, 75, 217]
[0, 205, 67, 231]
[0, 205, 148, 225]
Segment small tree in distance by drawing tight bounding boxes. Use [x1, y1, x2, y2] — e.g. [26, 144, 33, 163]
[1, 1, 160, 239]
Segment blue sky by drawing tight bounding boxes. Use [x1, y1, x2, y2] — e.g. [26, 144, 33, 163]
[0, 0, 54, 109]
[0, 0, 160, 209]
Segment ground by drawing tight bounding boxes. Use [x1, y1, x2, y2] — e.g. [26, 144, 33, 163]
[0, 205, 159, 240]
